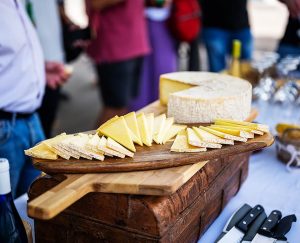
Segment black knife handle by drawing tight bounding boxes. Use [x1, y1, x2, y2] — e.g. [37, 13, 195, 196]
[272, 214, 297, 240]
[259, 210, 282, 236]
[237, 205, 264, 232]
[242, 211, 267, 241]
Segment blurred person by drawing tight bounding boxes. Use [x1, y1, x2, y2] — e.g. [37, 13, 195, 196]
[0, 0, 67, 198]
[277, 0, 300, 56]
[200, 0, 253, 72]
[86, 0, 150, 124]
[129, 0, 177, 111]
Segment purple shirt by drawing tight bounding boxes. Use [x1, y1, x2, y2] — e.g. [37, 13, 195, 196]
[0, 0, 45, 113]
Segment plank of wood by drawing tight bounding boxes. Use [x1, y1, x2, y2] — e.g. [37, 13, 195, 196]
[27, 161, 207, 220]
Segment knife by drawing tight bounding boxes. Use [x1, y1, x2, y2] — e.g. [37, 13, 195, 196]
[241, 211, 267, 242]
[215, 204, 252, 243]
[217, 205, 264, 243]
[273, 215, 297, 243]
[251, 210, 282, 243]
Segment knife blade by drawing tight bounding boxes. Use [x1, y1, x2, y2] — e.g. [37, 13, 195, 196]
[273, 215, 297, 242]
[217, 205, 264, 243]
[251, 210, 282, 243]
[215, 204, 252, 243]
[241, 211, 267, 242]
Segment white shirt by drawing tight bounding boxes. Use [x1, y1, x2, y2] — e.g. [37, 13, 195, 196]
[0, 0, 45, 113]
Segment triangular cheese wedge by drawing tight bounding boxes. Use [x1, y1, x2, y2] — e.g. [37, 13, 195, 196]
[124, 112, 143, 146]
[98, 115, 119, 130]
[209, 125, 254, 138]
[24, 143, 58, 160]
[98, 116, 136, 152]
[106, 137, 134, 157]
[137, 113, 152, 146]
[157, 117, 174, 144]
[193, 127, 234, 145]
[153, 114, 166, 144]
[214, 119, 269, 133]
[54, 143, 81, 159]
[213, 122, 263, 135]
[187, 128, 222, 149]
[200, 126, 247, 142]
[43, 133, 71, 160]
[98, 137, 125, 158]
[171, 130, 206, 152]
[162, 124, 187, 144]
[145, 113, 154, 145]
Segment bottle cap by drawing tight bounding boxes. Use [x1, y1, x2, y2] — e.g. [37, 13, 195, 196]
[232, 39, 241, 59]
[0, 158, 9, 173]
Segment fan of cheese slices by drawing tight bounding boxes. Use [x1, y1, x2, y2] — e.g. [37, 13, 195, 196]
[171, 119, 269, 153]
[25, 112, 187, 160]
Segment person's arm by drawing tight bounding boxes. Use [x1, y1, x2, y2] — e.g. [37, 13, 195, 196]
[45, 62, 70, 89]
[89, 0, 124, 11]
[280, 0, 300, 18]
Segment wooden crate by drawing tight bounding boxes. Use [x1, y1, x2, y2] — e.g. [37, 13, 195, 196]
[28, 152, 250, 243]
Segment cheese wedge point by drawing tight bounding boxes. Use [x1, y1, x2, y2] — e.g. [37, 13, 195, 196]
[137, 113, 152, 146]
[145, 113, 154, 145]
[107, 137, 134, 158]
[214, 119, 269, 133]
[209, 125, 254, 139]
[200, 126, 247, 142]
[98, 137, 125, 158]
[171, 130, 207, 152]
[43, 133, 71, 160]
[124, 112, 143, 146]
[98, 116, 119, 130]
[187, 128, 222, 149]
[157, 117, 174, 144]
[162, 124, 187, 144]
[153, 114, 166, 144]
[214, 121, 264, 135]
[24, 143, 58, 160]
[98, 116, 136, 152]
[193, 127, 234, 145]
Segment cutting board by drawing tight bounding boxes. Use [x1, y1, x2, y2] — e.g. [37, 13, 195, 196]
[32, 101, 271, 174]
[28, 161, 207, 220]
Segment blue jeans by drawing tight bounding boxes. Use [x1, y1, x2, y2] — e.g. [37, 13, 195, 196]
[0, 113, 45, 198]
[202, 28, 253, 72]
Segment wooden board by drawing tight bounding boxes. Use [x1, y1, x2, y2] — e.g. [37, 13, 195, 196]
[27, 161, 207, 220]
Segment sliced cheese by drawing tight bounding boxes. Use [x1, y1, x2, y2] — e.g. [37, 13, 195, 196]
[43, 133, 71, 160]
[106, 137, 134, 157]
[98, 116, 136, 152]
[124, 112, 143, 146]
[193, 127, 234, 145]
[145, 113, 154, 145]
[209, 125, 254, 139]
[162, 124, 187, 144]
[54, 143, 81, 159]
[24, 143, 58, 160]
[171, 130, 207, 152]
[153, 114, 166, 144]
[137, 113, 152, 146]
[214, 121, 264, 135]
[187, 128, 222, 149]
[214, 119, 269, 133]
[200, 126, 247, 142]
[98, 137, 125, 158]
[157, 117, 174, 144]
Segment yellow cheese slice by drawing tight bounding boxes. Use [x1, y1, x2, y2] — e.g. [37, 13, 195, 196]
[157, 117, 174, 144]
[24, 143, 58, 160]
[54, 143, 81, 159]
[98, 115, 119, 130]
[162, 124, 187, 144]
[187, 128, 222, 148]
[200, 126, 247, 142]
[98, 137, 125, 158]
[107, 137, 134, 157]
[193, 127, 234, 145]
[124, 112, 143, 146]
[145, 113, 154, 145]
[98, 116, 136, 152]
[214, 119, 269, 133]
[43, 133, 71, 160]
[214, 121, 264, 135]
[209, 125, 254, 138]
[137, 113, 152, 146]
[153, 114, 166, 144]
[171, 130, 207, 152]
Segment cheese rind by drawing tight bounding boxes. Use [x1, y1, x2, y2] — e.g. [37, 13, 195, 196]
[171, 130, 207, 152]
[161, 72, 252, 123]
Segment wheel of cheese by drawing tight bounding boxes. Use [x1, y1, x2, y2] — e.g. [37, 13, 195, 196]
[159, 72, 252, 123]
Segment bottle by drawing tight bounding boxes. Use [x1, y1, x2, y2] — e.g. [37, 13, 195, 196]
[229, 39, 242, 77]
[0, 158, 28, 243]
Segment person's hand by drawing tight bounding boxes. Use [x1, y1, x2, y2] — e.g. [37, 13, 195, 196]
[283, 0, 300, 18]
[45, 62, 70, 89]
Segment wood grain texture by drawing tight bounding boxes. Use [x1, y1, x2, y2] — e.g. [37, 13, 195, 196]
[28, 162, 207, 220]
